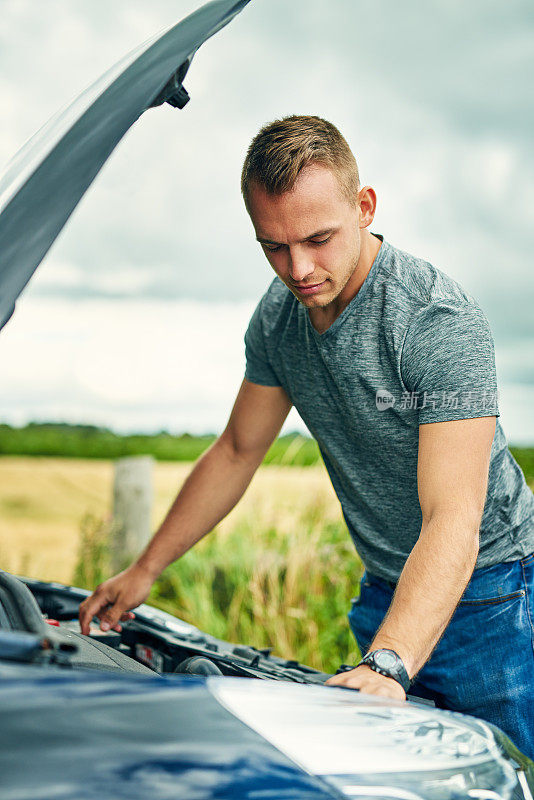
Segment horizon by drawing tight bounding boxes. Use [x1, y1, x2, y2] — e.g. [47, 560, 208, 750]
[1, 1, 532, 445]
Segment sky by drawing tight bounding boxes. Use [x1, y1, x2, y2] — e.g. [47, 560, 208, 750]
[0, 0, 533, 443]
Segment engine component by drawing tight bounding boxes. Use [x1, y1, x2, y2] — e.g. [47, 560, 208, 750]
[175, 656, 224, 676]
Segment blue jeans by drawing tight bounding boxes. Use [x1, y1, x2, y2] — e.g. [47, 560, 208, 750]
[348, 554, 534, 759]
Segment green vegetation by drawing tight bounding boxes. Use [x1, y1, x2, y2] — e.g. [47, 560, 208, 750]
[0, 422, 320, 466]
[0, 422, 216, 462]
[1, 423, 532, 480]
[73, 503, 363, 674]
[6, 421, 533, 672]
[515, 447, 534, 488]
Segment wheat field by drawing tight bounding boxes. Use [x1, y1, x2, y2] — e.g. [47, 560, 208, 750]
[5, 451, 530, 671]
[0, 455, 343, 583]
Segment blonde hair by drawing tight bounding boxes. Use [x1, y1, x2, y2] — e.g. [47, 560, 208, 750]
[241, 115, 360, 211]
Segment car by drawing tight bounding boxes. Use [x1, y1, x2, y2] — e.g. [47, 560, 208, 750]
[0, 2, 533, 798]
[2, 569, 533, 800]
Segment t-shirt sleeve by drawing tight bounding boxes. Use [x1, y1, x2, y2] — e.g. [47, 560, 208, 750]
[244, 298, 282, 387]
[400, 299, 500, 424]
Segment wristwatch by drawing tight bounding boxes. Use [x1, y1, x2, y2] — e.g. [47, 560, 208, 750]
[358, 649, 411, 692]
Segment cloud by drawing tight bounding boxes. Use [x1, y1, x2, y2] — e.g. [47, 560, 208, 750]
[0, 294, 532, 444]
[0, 0, 532, 436]
[1, 1, 532, 303]
[0, 295, 250, 432]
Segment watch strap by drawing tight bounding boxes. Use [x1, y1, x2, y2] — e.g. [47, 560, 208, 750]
[359, 649, 411, 692]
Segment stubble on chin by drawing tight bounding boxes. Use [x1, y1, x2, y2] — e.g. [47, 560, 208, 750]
[296, 290, 335, 310]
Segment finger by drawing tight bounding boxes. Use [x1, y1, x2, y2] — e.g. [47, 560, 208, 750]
[100, 601, 127, 632]
[325, 674, 351, 686]
[109, 612, 134, 632]
[79, 592, 111, 635]
[326, 677, 361, 691]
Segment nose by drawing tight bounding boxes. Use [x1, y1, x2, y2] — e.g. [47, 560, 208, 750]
[288, 246, 314, 284]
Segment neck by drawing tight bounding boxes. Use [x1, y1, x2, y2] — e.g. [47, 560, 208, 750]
[309, 231, 382, 333]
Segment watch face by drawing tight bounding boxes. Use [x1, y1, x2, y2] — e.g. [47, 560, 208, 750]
[375, 651, 397, 670]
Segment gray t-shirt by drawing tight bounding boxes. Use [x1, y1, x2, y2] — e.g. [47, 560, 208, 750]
[244, 235, 534, 583]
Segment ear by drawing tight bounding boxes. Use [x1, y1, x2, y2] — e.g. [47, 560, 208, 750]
[358, 186, 377, 229]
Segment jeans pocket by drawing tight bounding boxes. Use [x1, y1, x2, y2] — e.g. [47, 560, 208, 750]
[520, 553, 534, 650]
[460, 559, 526, 605]
[459, 589, 525, 606]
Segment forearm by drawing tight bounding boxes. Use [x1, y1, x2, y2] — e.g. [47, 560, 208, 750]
[370, 514, 479, 678]
[136, 434, 262, 579]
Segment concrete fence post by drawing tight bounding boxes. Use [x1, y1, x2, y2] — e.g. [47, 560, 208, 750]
[111, 456, 154, 572]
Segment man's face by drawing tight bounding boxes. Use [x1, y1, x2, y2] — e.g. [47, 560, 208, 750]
[247, 164, 366, 310]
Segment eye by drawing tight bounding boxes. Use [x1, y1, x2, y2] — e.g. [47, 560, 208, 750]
[310, 237, 330, 246]
[262, 243, 283, 252]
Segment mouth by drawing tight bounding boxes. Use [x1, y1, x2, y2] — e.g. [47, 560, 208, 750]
[292, 280, 327, 296]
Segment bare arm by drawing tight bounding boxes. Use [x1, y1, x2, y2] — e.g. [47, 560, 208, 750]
[136, 379, 292, 576]
[79, 379, 292, 633]
[327, 415, 496, 698]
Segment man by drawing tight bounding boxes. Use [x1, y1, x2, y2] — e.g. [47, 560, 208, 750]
[79, 115, 534, 756]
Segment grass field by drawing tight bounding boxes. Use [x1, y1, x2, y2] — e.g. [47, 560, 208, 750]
[1, 448, 532, 672]
[0, 455, 362, 671]
[0, 456, 343, 582]
[0, 423, 321, 465]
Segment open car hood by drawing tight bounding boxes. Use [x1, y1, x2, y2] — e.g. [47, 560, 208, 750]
[0, 0, 251, 331]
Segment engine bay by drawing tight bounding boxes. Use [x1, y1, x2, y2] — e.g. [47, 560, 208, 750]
[0, 569, 331, 684]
